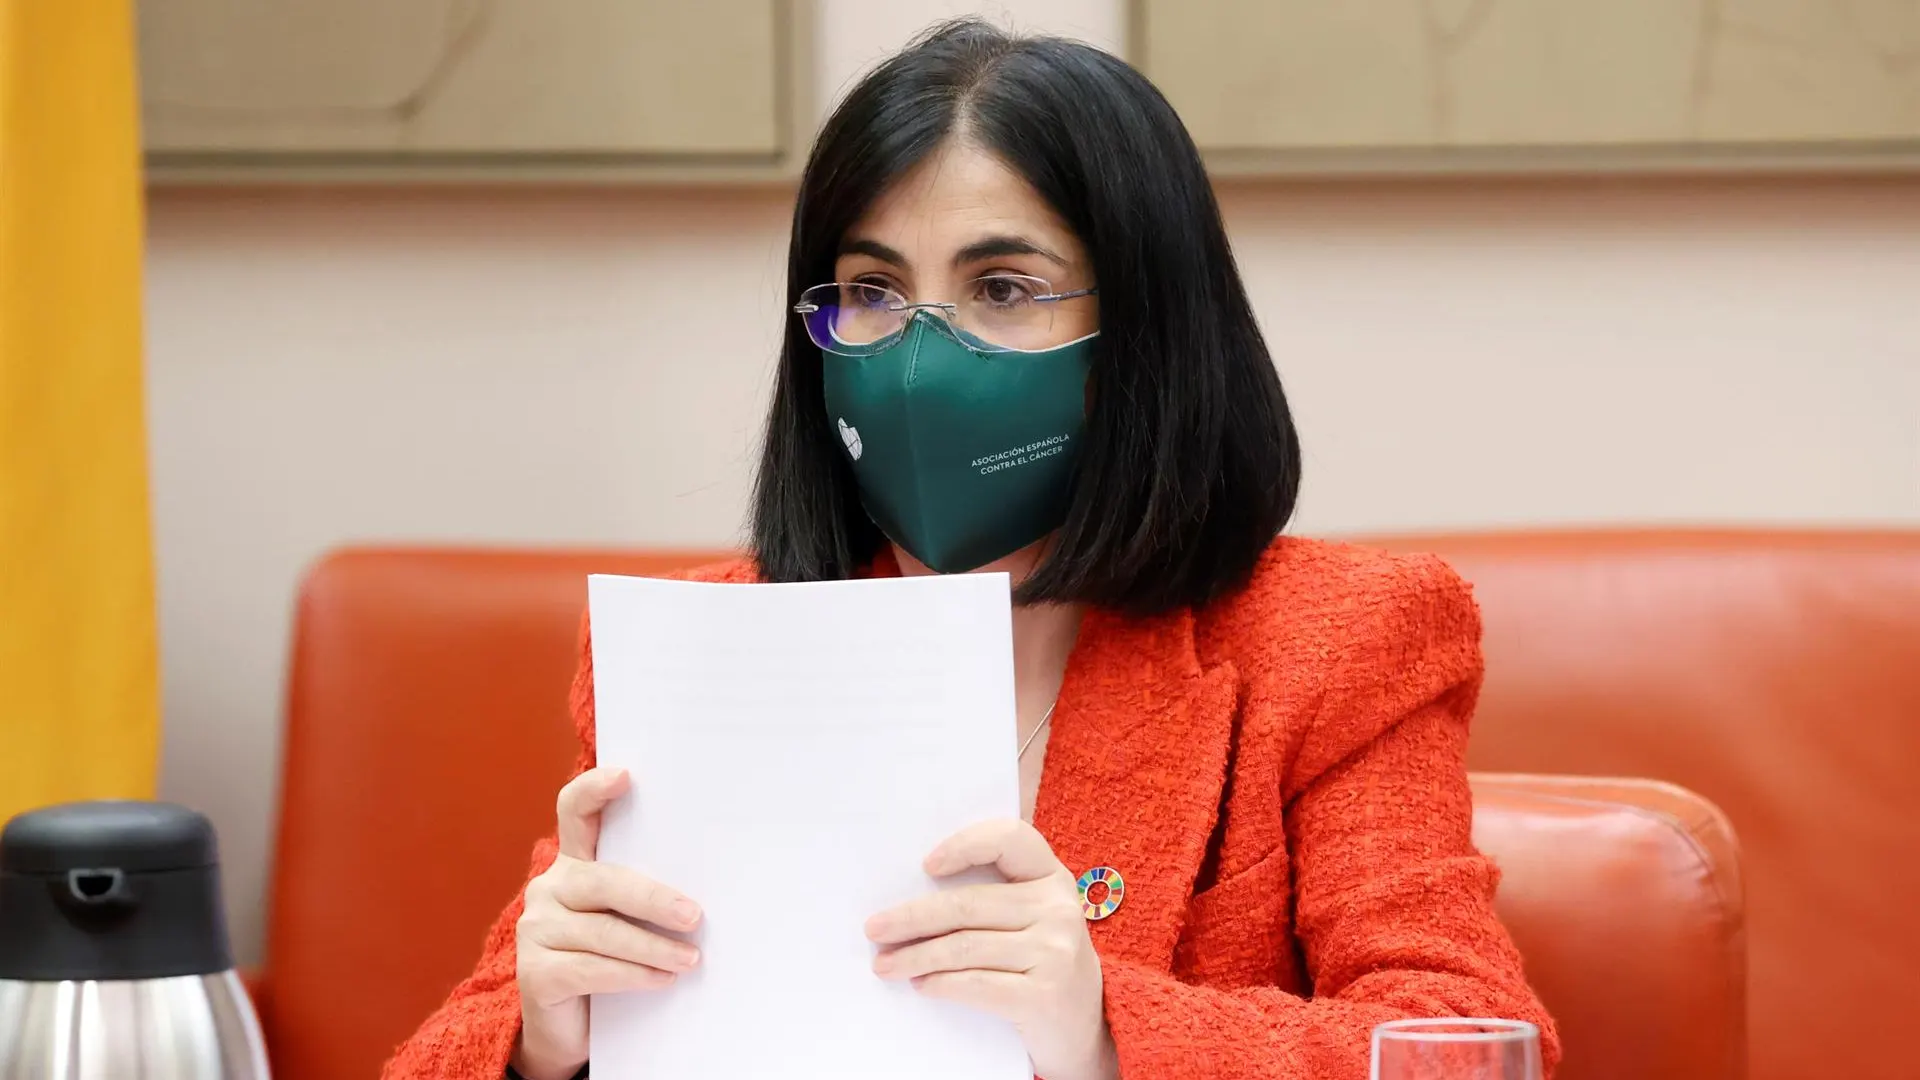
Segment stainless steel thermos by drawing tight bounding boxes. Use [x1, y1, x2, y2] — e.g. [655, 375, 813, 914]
[0, 801, 269, 1078]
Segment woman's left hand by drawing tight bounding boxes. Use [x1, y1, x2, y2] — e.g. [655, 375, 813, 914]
[865, 819, 1119, 1080]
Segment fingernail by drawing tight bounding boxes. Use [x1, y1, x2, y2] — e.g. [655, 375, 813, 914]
[675, 946, 701, 970]
[671, 899, 702, 926]
[872, 953, 894, 976]
[863, 914, 889, 940]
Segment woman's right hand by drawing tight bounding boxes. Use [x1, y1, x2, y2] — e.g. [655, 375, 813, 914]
[510, 767, 703, 1080]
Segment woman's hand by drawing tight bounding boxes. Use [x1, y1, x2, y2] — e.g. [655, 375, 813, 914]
[511, 767, 704, 1080]
[865, 819, 1119, 1080]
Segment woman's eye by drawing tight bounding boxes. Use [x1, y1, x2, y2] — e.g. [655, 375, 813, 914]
[847, 280, 896, 308]
[977, 277, 1034, 307]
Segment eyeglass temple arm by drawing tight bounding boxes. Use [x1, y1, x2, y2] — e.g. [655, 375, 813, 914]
[1034, 286, 1097, 303]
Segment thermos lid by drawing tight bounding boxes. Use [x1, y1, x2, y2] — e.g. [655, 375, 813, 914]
[1, 800, 218, 875]
[0, 800, 234, 981]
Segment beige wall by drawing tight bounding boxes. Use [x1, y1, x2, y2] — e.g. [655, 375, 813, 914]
[145, 1, 1920, 964]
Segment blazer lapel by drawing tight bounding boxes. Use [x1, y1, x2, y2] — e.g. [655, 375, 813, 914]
[1033, 605, 1239, 972]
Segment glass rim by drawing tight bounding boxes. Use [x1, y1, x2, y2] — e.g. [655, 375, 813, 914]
[1372, 1018, 1540, 1043]
[792, 279, 1098, 355]
[810, 317, 1099, 357]
[794, 274, 1096, 307]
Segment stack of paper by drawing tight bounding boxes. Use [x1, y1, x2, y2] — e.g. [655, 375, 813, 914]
[587, 572, 1031, 1080]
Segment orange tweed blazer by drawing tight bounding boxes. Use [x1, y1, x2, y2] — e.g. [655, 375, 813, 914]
[385, 537, 1559, 1078]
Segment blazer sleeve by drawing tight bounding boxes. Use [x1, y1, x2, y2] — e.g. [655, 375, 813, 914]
[380, 621, 601, 1080]
[1099, 556, 1560, 1079]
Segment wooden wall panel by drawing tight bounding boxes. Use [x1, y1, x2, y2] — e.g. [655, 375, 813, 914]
[142, 0, 804, 181]
[1135, 0, 1920, 174]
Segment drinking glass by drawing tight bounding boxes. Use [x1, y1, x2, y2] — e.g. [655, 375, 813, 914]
[1370, 1018, 1543, 1080]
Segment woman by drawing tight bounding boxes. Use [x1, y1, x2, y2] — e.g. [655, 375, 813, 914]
[387, 19, 1557, 1080]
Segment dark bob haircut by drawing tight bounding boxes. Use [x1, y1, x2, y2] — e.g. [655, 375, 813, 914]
[749, 18, 1301, 615]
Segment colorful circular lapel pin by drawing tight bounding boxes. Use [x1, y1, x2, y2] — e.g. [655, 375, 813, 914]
[1075, 866, 1125, 921]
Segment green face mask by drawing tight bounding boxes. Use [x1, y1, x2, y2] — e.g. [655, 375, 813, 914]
[822, 312, 1094, 574]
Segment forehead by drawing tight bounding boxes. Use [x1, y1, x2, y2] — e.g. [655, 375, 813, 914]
[847, 141, 1075, 252]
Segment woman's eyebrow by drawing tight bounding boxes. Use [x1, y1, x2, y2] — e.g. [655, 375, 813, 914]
[954, 235, 1067, 267]
[839, 238, 910, 267]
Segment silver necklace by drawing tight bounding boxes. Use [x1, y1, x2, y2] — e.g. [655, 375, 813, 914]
[1018, 701, 1057, 761]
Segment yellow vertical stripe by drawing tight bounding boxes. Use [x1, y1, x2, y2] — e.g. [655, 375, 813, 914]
[0, 0, 159, 825]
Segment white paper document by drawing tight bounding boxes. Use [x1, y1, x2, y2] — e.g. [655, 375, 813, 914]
[586, 572, 1031, 1080]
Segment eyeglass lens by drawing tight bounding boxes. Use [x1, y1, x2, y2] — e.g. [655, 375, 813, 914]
[797, 276, 1074, 354]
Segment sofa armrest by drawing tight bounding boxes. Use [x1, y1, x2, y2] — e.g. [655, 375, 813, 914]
[1469, 773, 1746, 1080]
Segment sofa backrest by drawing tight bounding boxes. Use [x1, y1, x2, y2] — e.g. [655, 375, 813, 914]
[1381, 529, 1920, 1080]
